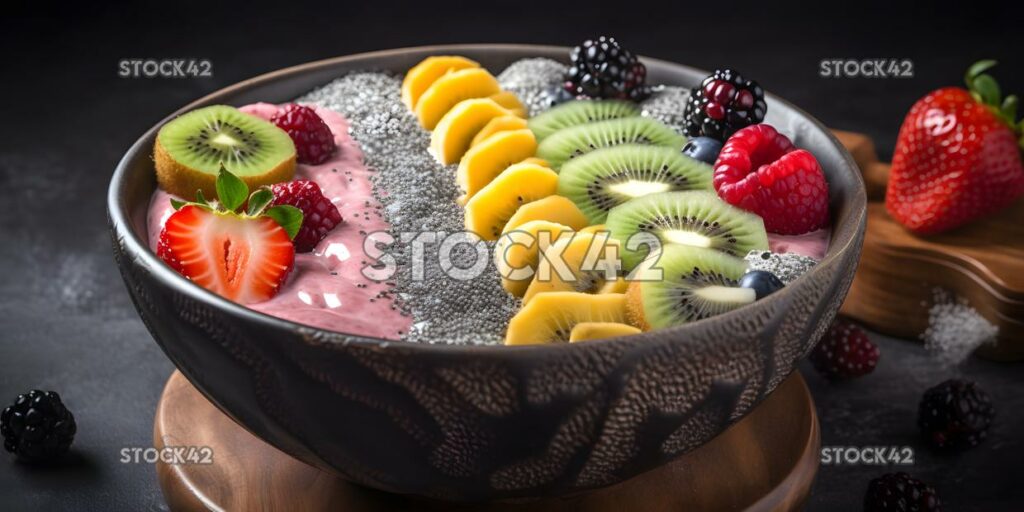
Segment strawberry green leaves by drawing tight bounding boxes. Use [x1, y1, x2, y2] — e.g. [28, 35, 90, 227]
[169, 166, 304, 240]
[964, 60, 1023, 145]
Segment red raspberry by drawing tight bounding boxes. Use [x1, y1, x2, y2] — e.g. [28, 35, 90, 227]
[713, 124, 829, 235]
[271, 104, 336, 165]
[271, 180, 343, 253]
[810, 318, 880, 380]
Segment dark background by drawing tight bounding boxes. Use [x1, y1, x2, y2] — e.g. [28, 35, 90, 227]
[2, 1, 1023, 510]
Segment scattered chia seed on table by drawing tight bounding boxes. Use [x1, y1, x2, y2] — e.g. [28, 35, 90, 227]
[922, 289, 998, 366]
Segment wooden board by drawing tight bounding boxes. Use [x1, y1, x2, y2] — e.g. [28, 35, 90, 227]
[154, 370, 820, 511]
[833, 130, 1024, 361]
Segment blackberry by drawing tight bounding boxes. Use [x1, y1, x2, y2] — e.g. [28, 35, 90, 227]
[565, 36, 650, 101]
[1, 390, 76, 462]
[683, 69, 767, 141]
[864, 472, 942, 512]
[917, 379, 994, 450]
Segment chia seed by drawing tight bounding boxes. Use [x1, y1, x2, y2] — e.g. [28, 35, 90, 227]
[744, 250, 818, 284]
[640, 86, 691, 134]
[298, 72, 520, 345]
[496, 58, 568, 117]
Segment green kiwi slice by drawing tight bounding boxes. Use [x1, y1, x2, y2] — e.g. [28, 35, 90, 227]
[155, 105, 296, 200]
[606, 191, 769, 270]
[528, 100, 640, 140]
[557, 145, 714, 224]
[536, 117, 686, 170]
[626, 244, 754, 330]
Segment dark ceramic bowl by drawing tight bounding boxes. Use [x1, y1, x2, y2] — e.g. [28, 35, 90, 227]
[108, 44, 866, 501]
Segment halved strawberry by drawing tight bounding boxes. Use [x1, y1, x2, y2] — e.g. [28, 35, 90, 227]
[159, 206, 295, 304]
[157, 167, 304, 304]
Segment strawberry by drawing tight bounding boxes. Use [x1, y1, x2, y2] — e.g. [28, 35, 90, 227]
[887, 60, 1024, 234]
[157, 168, 304, 304]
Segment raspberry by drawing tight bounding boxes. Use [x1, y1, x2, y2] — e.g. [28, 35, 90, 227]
[271, 104, 336, 165]
[684, 69, 767, 141]
[271, 180, 343, 253]
[2, 390, 77, 462]
[565, 36, 650, 101]
[864, 472, 942, 512]
[917, 379, 994, 450]
[810, 318, 879, 380]
[713, 124, 830, 235]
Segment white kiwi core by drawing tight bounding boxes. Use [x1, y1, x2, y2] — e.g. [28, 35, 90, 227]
[693, 286, 756, 304]
[608, 180, 671, 198]
[661, 229, 713, 248]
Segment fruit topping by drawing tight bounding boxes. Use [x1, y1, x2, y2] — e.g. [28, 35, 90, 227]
[154, 105, 296, 201]
[625, 244, 753, 330]
[738, 270, 784, 299]
[714, 124, 830, 235]
[606, 190, 769, 270]
[487, 91, 528, 118]
[401, 55, 480, 110]
[158, 168, 302, 304]
[501, 195, 590, 235]
[495, 221, 575, 297]
[558, 144, 714, 224]
[681, 136, 724, 164]
[415, 68, 502, 130]
[864, 472, 942, 512]
[270, 103, 337, 165]
[537, 116, 685, 170]
[431, 98, 514, 165]
[683, 69, 767, 141]
[809, 318, 879, 380]
[270, 179, 343, 253]
[505, 292, 629, 345]
[1, 390, 76, 462]
[886, 60, 1024, 234]
[522, 231, 623, 304]
[569, 322, 641, 343]
[456, 129, 538, 201]
[528, 99, 641, 141]
[564, 36, 650, 101]
[464, 161, 559, 240]
[471, 115, 529, 149]
[917, 379, 994, 450]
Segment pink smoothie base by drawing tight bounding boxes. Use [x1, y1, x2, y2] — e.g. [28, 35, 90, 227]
[767, 228, 830, 260]
[147, 103, 412, 340]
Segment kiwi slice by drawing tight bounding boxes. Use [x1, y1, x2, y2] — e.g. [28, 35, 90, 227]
[558, 145, 714, 224]
[528, 100, 641, 140]
[536, 117, 685, 170]
[626, 244, 754, 330]
[155, 105, 296, 200]
[606, 191, 769, 270]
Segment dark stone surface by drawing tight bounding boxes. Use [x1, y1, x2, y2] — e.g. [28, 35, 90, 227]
[1, 1, 1022, 510]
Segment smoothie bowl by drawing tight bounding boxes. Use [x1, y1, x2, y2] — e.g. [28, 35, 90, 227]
[108, 43, 865, 501]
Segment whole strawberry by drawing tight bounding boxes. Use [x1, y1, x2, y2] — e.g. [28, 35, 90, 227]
[810, 318, 879, 380]
[887, 60, 1024, 234]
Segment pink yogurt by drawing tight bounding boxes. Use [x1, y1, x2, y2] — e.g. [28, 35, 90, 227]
[767, 228, 831, 260]
[147, 103, 411, 340]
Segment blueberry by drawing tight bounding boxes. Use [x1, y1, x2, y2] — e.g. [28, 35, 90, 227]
[739, 270, 784, 299]
[546, 86, 575, 107]
[681, 136, 723, 165]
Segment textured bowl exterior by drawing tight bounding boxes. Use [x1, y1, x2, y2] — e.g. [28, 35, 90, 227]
[108, 45, 865, 501]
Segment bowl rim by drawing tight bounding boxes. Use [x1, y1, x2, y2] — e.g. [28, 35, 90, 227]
[108, 43, 866, 354]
